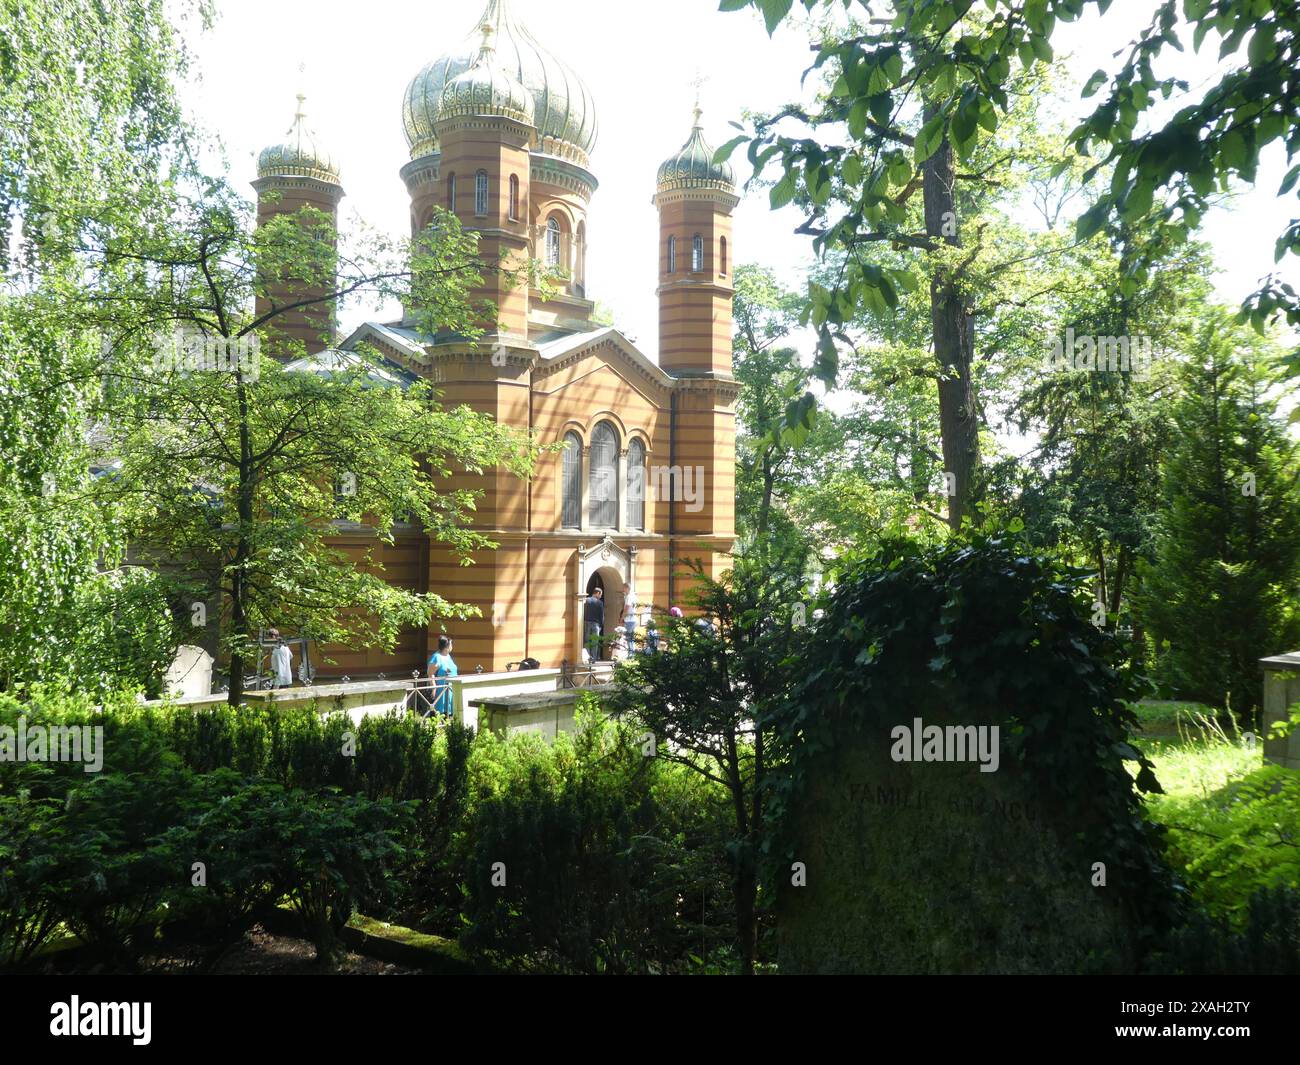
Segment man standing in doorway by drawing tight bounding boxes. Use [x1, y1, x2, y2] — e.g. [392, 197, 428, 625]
[584, 587, 605, 660]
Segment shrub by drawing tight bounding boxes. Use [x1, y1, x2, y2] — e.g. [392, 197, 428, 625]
[457, 707, 731, 973]
[0, 790, 85, 967]
[1149, 888, 1300, 974]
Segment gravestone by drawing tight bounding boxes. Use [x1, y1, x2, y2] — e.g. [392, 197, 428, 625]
[163, 645, 214, 699]
[1260, 652, 1300, 769]
[776, 709, 1140, 975]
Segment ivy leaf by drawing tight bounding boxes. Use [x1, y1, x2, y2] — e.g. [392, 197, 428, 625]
[1135, 763, 1164, 794]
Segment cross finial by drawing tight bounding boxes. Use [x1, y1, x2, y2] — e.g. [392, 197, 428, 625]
[294, 62, 307, 121]
[480, 19, 496, 54]
[690, 69, 709, 128]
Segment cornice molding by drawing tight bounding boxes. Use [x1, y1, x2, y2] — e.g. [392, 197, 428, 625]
[251, 175, 346, 203]
[653, 186, 740, 211]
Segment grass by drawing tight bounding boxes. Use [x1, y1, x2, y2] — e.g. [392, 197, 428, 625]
[1130, 709, 1300, 923]
[1128, 698, 1220, 735]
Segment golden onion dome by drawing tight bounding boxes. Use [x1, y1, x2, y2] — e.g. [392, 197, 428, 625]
[438, 23, 535, 128]
[256, 94, 341, 185]
[402, 0, 597, 165]
[657, 106, 735, 194]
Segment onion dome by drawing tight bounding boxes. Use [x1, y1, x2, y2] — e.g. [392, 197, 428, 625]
[657, 105, 735, 194]
[257, 93, 341, 185]
[438, 23, 535, 127]
[401, 0, 597, 165]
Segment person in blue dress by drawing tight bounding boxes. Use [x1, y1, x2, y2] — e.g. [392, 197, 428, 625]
[427, 635, 459, 718]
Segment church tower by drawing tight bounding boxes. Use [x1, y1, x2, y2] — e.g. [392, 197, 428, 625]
[654, 108, 739, 565]
[430, 22, 535, 341]
[654, 105, 739, 376]
[252, 94, 344, 358]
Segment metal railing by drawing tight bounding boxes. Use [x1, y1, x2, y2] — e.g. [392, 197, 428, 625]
[403, 678, 454, 718]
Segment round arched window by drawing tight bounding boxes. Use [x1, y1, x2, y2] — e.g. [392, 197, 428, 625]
[546, 217, 562, 268]
[561, 432, 582, 529]
[626, 438, 645, 530]
[588, 422, 618, 528]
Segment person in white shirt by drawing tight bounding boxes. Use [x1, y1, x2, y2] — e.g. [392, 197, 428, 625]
[269, 629, 293, 688]
[621, 582, 637, 649]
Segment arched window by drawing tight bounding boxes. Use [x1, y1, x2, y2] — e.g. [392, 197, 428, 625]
[667, 234, 677, 274]
[508, 174, 520, 220]
[576, 221, 587, 287]
[692, 233, 704, 272]
[588, 422, 618, 528]
[626, 438, 645, 530]
[475, 171, 489, 217]
[447, 172, 457, 211]
[561, 432, 582, 529]
[546, 217, 561, 268]
[720, 236, 728, 277]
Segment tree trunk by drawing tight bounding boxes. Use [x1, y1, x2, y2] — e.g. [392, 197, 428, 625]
[735, 867, 757, 976]
[227, 372, 255, 707]
[922, 116, 980, 531]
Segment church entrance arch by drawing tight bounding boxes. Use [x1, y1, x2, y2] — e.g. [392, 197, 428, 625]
[574, 537, 636, 662]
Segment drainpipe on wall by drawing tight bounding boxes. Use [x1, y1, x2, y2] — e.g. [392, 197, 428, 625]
[668, 387, 678, 609]
[526, 362, 533, 663]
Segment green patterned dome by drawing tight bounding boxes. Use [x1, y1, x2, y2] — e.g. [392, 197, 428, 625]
[438, 23, 535, 127]
[657, 108, 735, 194]
[402, 0, 597, 165]
[257, 94, 341, 185]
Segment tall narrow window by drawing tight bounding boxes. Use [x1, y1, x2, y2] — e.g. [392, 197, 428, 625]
[588, 422, 618, 528]
[626, 438, 645, 530]
[667, 234, 677, 273]
[475, 171, 489, 217]
[692, 233, 704, 272]
[447, 173, 457, 211]
[546, 217, 561, 268]
[576, 221, 587, 288]
[720, 236, 728, 276]
[508, 174, 520, 220]
[561, 432, 582, 529]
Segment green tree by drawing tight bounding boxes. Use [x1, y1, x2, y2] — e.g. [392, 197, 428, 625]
[605, 556, 808, 975]
[719, 1, 1089, 527]
[86, 191, 537, 705]
[1136, 313, 1300, 718]
[0, 0, 205, 693]
[732, 265, 815, 558]
[1008, 226, 1217, 639]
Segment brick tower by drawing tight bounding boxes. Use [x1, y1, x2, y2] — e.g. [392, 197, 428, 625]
[251, 93, 344, 359]
[654, 106, 740, 578]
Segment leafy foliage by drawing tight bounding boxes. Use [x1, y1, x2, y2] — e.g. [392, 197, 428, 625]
[1135, 323, 1300, 715]
[457, 705, 732, 974]
[774, 534, 1189, 953]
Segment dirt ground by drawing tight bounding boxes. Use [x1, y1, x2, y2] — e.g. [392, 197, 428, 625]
[147, 925, 419, 975]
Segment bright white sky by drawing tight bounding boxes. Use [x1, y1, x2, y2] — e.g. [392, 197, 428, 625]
[181, 0, 1298, 361]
